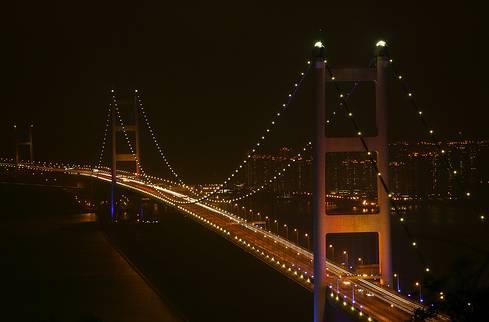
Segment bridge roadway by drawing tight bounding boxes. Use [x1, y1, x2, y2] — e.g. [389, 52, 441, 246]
[2, 163, 448, 322]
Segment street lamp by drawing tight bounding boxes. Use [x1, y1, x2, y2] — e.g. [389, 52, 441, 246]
[357, 257, 363, 266]
[265, 216, 269, 231]
[304, 233, 310, 250]
[274, 219, 279, 234]
[415, 282, 423, 303]
[283, 224, 289, 239]
[393, 273, 400, 292]
[294, 228, 299, 244]
[328, 244, 335, 260]
[352, 284, 356, 304]
[342, 250, 349, 267]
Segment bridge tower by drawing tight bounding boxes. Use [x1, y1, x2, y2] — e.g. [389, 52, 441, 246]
[110, 90, 141, 219]
[13, 123, 34, 164]
[313, 43, 392, 322]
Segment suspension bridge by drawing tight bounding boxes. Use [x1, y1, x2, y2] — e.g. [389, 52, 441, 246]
[2, 40, 483, 322]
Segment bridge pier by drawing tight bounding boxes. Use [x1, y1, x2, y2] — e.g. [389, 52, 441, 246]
[111, 91, 117, 219]
[326, 49, 392, 286]
[375, 51, 393, 287]
[110, 90, 142, 220]
[13, 123, 34, 164]
[312, 41, 327, 322]
[313, 43, 393, 322]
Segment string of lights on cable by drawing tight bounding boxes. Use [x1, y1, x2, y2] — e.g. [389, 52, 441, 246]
[321, 41, 432, 278]
[325, 58, 376, 127]
[169, 61, 312, 205]
[384, 48, 485, 222]
[209, 67, 373, 205]
[374, 42, 485, 308]
[111, 90, 151, 183]
[135, 90, 186, 185]
[208, 142, 312, 203]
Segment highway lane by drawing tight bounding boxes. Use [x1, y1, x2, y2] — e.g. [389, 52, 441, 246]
[87, 169, 415, 321]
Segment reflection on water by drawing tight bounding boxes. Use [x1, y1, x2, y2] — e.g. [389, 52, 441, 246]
[75, 212, 97, 223]
[0, 185, 183, 322]
[44, 212, 98, 225]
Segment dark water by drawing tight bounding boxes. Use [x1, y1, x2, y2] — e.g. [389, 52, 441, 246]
[0, 184, 182, 322]
[0, 182, 353, 322]
[391, 202, 489, 295]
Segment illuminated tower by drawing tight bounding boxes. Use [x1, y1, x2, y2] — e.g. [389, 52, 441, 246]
[110, 90, 141, 219]
[312, 41, 393, 322]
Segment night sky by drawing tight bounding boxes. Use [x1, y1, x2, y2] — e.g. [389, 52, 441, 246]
[3, 1, 488, 183]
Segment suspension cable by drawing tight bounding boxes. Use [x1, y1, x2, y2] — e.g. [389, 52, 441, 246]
[111, 91, 150, 183]
[208, 63, 373, 204]
[323, 58, 430, 273]
[209, 57, 378, 204]
[208, 142, 312, 203]
[168, 62, 312, 204]
[96, 102, 112, 168]
[325, 57, 377, 127]
[136, 91, 185, 185]
[385, 48, 485, 223]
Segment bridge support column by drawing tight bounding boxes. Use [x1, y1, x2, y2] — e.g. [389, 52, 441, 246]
[110, 90, 142, 220]
[313, 43, 394, 320]
[133, 91, 141, 175]
[375, 52, 392, 286]
[312, 42, 327, 322]
[111, 91, 117, 220]
[14, 123, 34, 164]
